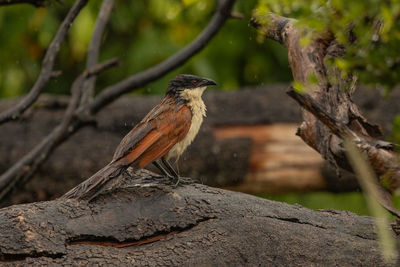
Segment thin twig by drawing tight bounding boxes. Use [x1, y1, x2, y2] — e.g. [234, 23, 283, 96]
[0, 59, 118, 200]
[0, 0, 88, 124]
[89, 0, 236, 114]
[84, 58, 119, 77]
[80, 0, 115, 106]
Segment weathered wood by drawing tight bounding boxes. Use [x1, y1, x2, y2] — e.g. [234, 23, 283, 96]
[216, 124, 327, 192]
[1, 87, 399, 205]
[0, 169, 392, 266]
[250, 13, 400, 215]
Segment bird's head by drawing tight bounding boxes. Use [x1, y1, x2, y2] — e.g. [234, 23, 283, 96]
[166, 74, 217, 101]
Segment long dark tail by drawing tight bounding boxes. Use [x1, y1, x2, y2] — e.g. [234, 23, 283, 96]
[63, 162, 125, 201]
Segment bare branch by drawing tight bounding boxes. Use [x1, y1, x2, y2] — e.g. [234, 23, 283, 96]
[0, 0, 88, 124]
[0, 0, 236, 201]
[286, 89, 358, 140]
[288, 89, 400, 217]
[0, 59, 118, 200]
[249, 14, 293, 45]
[89, 0, 236, 114]
[80, 0, 115, 106]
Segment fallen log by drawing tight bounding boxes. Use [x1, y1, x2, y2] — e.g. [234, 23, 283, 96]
[1, 86, 399, 205]
[0, 169, 392, 266]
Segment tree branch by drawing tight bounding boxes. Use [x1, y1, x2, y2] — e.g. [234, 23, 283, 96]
[286, 89, 358, 140]
[0, 59, 118, 200]
[0, 0, 236, 200]
[80, 0, 114, 106]
[287, 89, 400, 217]
[89, 0, 236, 114]
[251, 12, 400, 212]
[0, 0, 88, 124]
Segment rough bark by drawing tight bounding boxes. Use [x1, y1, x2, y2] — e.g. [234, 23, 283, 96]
[1, 86, 400, 205]
[0, 169, 392, 266]
[250, 13, 400, 215]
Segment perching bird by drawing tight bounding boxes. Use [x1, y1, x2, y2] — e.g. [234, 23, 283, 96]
[64, 74, 216, 200]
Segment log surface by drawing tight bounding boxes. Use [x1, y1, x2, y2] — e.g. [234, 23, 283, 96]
[0, 169, 388, 266]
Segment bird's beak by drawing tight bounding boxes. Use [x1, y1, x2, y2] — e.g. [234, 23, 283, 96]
[201, 78, 217, 86]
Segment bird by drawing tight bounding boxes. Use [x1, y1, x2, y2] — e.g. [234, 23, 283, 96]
[64, 74, 216, 200]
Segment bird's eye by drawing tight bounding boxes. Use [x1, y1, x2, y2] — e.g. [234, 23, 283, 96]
[192, 80, 197, 86]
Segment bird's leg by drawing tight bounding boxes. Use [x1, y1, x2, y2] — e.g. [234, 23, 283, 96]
[161, 157, 180, 186]
[153, 161, 174, 179]
[161, 158, 179, 177]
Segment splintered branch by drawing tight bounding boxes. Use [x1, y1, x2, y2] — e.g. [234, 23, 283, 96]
[0, 59, 119, 200]
[251, 12, 400, 214]
[80, 0, 115, 106]
[0, 0, 88, 124]
[287, 89, 400, 217]
[286, 89, 358, 140]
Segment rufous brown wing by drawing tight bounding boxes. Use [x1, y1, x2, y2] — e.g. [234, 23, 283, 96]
[63, 95, 192, 200]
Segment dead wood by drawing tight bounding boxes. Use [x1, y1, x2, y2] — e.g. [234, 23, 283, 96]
[250, 13, 400, 215]
[0, 0, 236, 201]
[0, 169, 392, 266]
[1, 86, 400, 206]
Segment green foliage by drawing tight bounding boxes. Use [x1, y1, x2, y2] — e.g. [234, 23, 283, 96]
[256, 0, 400, 89]
[0, 0, 292, 97]
[256, 0, 400, 151]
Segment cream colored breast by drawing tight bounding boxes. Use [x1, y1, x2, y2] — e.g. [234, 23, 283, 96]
[166, 87, 207, 160]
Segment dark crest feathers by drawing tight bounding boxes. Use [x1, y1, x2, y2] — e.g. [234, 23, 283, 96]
[166, 74, 216, 96]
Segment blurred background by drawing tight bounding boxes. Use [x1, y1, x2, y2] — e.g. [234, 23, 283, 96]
[1, 0, 399, 216]
[0, 0, 291, 97]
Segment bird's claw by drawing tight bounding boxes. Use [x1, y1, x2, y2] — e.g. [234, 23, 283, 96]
[159, 173, 180, 187]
